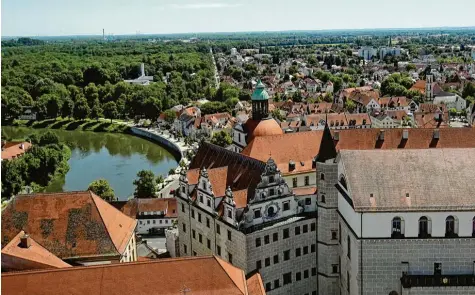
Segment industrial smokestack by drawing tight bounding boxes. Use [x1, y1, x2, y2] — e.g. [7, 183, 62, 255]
[141, 63, 145, 77]
[103, 29, 105, 40]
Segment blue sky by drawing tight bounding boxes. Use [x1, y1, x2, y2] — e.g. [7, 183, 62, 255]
[2, 0, 475, 36]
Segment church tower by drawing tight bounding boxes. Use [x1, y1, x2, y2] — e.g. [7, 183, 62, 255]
[251, 79, 270, 120]
[426, 74, 434, 101]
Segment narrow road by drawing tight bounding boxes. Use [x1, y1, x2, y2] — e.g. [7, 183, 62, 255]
[210, 47, 220, 89]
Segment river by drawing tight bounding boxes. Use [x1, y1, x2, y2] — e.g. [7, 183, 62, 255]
[2, 127, 179, 200]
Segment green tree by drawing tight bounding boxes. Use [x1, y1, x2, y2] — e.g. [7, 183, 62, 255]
[90, 99, 103, 120]
[271, 109, 285, 121]
[88, 179, 116, 201]
[345, 100, 356, 113]
[73, 97, 91, 119]
[163, 109, 177, 124]
[210, 130, 232, 147]
[61, 98, 74, 119]
[39, 131, 60, 146]
[4, 98, 23, 120]
[1, 160, 25, 197]
[133, 170, 156, 198]
[462, 83, 475, 99]
[103, 101, 118, 123]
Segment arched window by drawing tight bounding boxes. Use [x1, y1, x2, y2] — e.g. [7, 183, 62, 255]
[391, 217, 404, 238]
[320, 173, 325, 181]
[445, 216, 458, 237]
[321, 194, 326, 203]
[418, 216, 431, 238]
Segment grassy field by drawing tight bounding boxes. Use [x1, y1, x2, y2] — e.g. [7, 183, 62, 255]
[11, 118, 131, 133]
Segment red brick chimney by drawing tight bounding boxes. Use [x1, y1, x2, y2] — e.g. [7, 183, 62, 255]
[20, 233, 31, 249]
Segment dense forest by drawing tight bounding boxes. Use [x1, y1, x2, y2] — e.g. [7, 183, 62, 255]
[1, 40, 217, 122]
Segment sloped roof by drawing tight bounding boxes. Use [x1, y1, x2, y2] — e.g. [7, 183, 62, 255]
[119, 198, 177, 218]
[1, 141, 32, 160]
[1, 256, 264, 295]
[332, 128, 475, 150]
[340, 148, 475, 212]
[243, 131, 323, 175]
[1, 191, 137, 259]
[1, 231, 71, 271]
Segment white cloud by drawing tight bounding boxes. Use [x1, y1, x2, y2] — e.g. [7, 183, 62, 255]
[170, 3, 241, 9]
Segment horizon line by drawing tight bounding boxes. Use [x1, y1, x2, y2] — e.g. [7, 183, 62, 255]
[3, 25, 475, 39]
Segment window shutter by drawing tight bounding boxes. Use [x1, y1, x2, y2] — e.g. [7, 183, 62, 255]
[401, 219, 405, 235]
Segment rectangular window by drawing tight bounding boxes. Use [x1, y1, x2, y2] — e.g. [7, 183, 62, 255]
[283, 228, 289, 239]
[311, 223, 316, 232]
[331, 230, 338, 240]
[274, 279, 280, 289]
[273, 232, 278, 242]
[198, 213, 202, 223]
[284, 250, 290, 261]
[303, 224, 308, 233]
[227, 209, 232, 219]
[191, 210, 195, 218]
[283, 272, 292, 285]
[217, 246, 221, 256]
[311, 244, 316, 253]
[228, 253, 233, 264]
[305, 176, 309, 186]
[199, 234, 202, 243]
[273, 255, 279, 264]
[339, 223, 341, 243]
[182, 223, 186, 233]
[305, 198, 311, 205]
[207, 239, 211, 249]
[292, 178, 297, 188]
[296, 272, 301, 281]
[254, 209, 261, 219]
[283, 202, 290, 211]
[206, 217, 210, 228]
[347, 236, 351, 259]
[265, 257, 270, 267]
[347, 271, 350, 291]
[265, 282, 271, 292]
[184, 244, 187, 254]
[296, 248, 301, 257]
[139, 220, 142, 225]
[332, 264, 338, 274]
[295, 226, 300, 235]
[227, 230, 232, 241]
[199, 195, 203, 203]
[153, 220, 156, 224]
[193, 251, 197, 256]
[264, 235, 270, 244]
[181, 203, 185, 213]
[192, 230, 196, 239]
[269, 175, 274, 183]
[207, 198, 211, 207]
[303, 246, 308, 255]
[256, 260, 262, 269]
[147, 220, 150, 224]
[311, 267, 316, 276]
[434, 263, 442, 275]
[217, 224, 221, 234]
[255, 238, 261, 247]
[304, 269, 309, 278]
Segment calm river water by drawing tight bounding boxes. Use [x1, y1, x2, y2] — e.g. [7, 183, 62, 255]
[2, 127, 179, 200]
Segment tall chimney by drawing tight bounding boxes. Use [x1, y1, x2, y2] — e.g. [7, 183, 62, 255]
[20, 233, 31, 249]
[140, 63, 145, 77]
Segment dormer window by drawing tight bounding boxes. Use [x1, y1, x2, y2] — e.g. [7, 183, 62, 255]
[269, 176, 274, 183]
[207, 198, 211, 207]
[269, 188, 275, 196]
[227, 209, 232, 219]
[203, 181, 207, 190]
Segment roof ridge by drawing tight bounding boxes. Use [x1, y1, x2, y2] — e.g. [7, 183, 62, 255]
[89, 191, 120, 255]
[214, 256, 247, 295]
[1, 255, 217, 277]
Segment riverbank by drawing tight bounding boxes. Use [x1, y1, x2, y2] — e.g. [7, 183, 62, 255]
[9, 118, 131, 134]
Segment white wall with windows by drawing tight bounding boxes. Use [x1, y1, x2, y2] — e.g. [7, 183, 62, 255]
[137, 217, 176, 234]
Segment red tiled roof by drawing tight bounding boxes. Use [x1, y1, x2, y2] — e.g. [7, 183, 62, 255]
[233, 189, 248, 209]
[1, 256, 264, 295]
[1, 231, 72, 272]
[293, 186, 317, 196]
[1, 141, 32, 160]
[120, 198, 177, 218]
[345, 113, 371, 126]
[1, 191, 137, 259]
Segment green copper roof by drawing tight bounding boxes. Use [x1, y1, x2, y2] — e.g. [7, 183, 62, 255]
[251, 79, 269, 101]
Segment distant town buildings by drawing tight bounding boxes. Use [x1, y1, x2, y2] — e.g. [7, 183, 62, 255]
[358, 47, 377, 60]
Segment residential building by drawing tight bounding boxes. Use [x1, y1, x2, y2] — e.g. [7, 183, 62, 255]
[177, 142, 320, 295]
[379, 46, 402, 59]
[1, 141, 32, 160]
[1, 191, 137, 269]
[118, 198, 177, 235]
[370, 110, 410, 128]
[2, 256, 266, 295]
[18, 106, 37, 120]
[173, 106, 201, 138]
[358, 47, 377, 60]
[336, 148, 475, 295]
[230, 80, 283, 153]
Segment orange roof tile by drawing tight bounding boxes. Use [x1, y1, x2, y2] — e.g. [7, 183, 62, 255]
[243, 131, 323, 175]
[233, 189, 249, 209]
[1, 191, 137, 260]
[1, 256, 259, 295]
[246, 272, 266, 295]
[207, 166, 228, 197]
[2, 231, 71, 272]
[119, 198, 177, 218]
[293, 186, 317, 196]
[1, 141, 32, 160]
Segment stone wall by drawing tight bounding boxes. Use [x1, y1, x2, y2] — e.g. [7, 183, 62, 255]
[130, 127, 183, 160]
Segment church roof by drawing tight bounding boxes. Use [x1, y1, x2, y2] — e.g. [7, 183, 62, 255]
[249, 118, 283, 141]
[251, 80, 269, 101]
